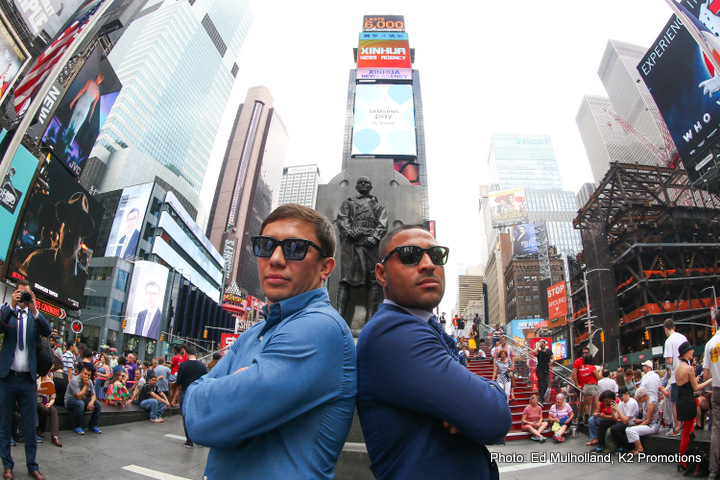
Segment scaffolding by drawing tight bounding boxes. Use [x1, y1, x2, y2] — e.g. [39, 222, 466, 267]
[573, 163, 720, 361]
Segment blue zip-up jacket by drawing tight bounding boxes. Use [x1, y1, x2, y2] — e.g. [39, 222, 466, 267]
[184, 288, 357, 480]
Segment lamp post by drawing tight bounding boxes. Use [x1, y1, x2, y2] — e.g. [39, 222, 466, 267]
[702, 286, 718, 324]
[583, 268, 612, 342]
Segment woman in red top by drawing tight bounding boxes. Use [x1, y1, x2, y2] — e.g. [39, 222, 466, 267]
[588, 390, 616, 448]
[169, 345, 187, 406]
[578, 354, 602, 422]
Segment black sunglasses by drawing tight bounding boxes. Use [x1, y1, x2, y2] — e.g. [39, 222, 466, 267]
[251, 236, 327, 261]
[380, 245, 449, 266]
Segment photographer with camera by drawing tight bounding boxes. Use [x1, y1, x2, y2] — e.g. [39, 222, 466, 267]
[0, 279, 52, 480]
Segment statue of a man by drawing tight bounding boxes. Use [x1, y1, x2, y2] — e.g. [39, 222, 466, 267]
[336, 176, 388, 328]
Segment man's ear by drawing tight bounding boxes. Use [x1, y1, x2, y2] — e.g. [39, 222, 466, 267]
[375, 262, 387, 287]
[319, 257, 335, 281]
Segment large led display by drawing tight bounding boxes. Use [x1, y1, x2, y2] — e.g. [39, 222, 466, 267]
[488, 188, 528, 227]
[41, 45, 121, 177]
[7, 159, 104, 309]
[352, 84, 416, 156]
[123, 260, 169, 340]
[510, 223, 538, 257]
[637, 2, 720, 182]
[104, 183, 153, 259]
[356, 32, 411, 80]
[13, 0, 87, 40]
[0, 18, 30, 105]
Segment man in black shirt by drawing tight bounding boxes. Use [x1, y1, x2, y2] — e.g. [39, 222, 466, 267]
[138, 374, 170, 423]
[533, 340, 553, 403]
[176, 346, 207, 448]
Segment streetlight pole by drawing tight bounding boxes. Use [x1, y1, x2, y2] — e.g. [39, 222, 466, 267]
[584, 268, 611, 352]
[702, 285, 718, 324]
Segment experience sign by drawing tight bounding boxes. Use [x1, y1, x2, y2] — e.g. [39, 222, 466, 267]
[547, 281, 567, 321]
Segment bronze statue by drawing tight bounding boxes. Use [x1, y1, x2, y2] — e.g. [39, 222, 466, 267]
[336, 177, 388, 328]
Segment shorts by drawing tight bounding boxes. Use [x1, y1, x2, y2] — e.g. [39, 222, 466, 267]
[169, 374, 177, 382]
[583, 383, 598, 397]
[457, 330, 466, 338]
[670, 383, 678, 402]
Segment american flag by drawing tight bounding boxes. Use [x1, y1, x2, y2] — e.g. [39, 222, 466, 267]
[12, 20, 85, 116]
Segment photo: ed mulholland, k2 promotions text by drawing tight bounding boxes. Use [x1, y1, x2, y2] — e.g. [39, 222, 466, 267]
[491, 451, 702, 465]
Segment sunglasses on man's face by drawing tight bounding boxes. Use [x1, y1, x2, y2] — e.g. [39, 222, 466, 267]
[251, 235, 327, 261]
[380, 245, 449, 266]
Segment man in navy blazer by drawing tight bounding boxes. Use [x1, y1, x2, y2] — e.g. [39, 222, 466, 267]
[357, 226, 512, 480]
[134, 281, 162, 339]
[0, 280, 52, 480]
[115, 208, 140, 259]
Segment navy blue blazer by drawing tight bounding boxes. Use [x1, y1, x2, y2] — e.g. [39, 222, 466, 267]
[357, 303, 512, 480]
[134, 308, 161, 339]
[0, 304, 52, 379]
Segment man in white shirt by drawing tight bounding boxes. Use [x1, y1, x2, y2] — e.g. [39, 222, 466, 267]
[639, 360, 660, 403]
[597, 370, 618, 396]
[662, 318, 687, 435]
[703, 312, 720, 478]
[609, 386, 639, 451]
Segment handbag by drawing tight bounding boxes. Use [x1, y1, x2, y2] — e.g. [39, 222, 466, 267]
[468, 339, 477, 349]
[35, 318, 54, 377]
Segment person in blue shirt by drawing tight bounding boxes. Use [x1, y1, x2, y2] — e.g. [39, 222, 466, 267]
[184, 204, 357, 480]
[357, 225, 512, 480]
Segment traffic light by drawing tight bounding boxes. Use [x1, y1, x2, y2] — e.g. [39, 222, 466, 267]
[644, 330, 650, 340]
[159, 334, 164, 342]
[203, 329, 208, 339]
[600, 331, 605, 343]
[122, 319, 127, 329]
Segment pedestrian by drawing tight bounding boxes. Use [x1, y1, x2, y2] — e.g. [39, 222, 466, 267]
[175, 346, 207, 447]
[357, 225, 511, 479]
[0, 281, 52, 480]
[138, 374, 171, 423]
[183, 204, 357, 479]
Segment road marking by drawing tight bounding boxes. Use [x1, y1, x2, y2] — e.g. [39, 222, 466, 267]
[164, 434, 186, 441]
[499, 462, 554, 473]
[122, 464, 192, 480]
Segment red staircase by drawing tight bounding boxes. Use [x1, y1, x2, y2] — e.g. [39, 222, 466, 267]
[467, 345, 554, 442]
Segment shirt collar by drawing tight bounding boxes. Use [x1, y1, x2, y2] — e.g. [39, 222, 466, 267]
[260, 288, 329, 336]
[383, 299, 434, 322]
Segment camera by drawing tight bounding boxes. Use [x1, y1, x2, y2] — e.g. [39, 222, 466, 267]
[19, 291, 32, 304]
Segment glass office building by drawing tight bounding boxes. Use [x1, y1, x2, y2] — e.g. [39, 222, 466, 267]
[87, 0, 253, 213]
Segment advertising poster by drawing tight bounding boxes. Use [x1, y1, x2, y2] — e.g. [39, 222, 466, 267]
[0, 19, 30, 105]
[488, 187, 528, 227]
[0, 137, 39, 263]
[41, 45, 122, 177]
[352, 84, 416, 156]
[104, 183, 153, 259]
[123, 260, 169, 340]
[505, 318, 545, 346]
[552, 339, 568, 360]
[356, 32, 411, 80]
[637, 2, 720, 182]
[13, 0, 87, 40]
[510, 223, 538, 256]
[362, 15, 405, 32]
[7, 159, 104, 309]
[547, 281, 568, 321]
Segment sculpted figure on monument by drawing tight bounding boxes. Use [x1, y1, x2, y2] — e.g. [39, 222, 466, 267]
[336, 177, 388, 329]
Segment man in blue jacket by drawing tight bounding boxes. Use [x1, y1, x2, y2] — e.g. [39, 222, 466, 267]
[184, 204, 357, 480]
[0, 280, 52, 480]
[357, 225, 512, 480]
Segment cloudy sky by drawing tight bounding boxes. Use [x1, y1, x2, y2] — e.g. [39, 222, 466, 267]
[207, 0, 675, 314]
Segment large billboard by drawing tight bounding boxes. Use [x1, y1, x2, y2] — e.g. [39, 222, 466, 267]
[363, 15, 405, 32]
[356, 32, 411, 80]
[0, 18, 31, 105]
[510, 222, 538, 256]
[637, 3, 720, 182]
[13, 0, 88, 40]
[41, 45, 121, 177]
[104, 183, 153, 259]
[352, 84, 416, 156]
[547, 281, 568, 321]
[123, 260, 168, 340]
[505, 318, 545, 346]
[7, 159, 104, 309]
[488, 187, 528, 227]
[0, 133, 39, 263]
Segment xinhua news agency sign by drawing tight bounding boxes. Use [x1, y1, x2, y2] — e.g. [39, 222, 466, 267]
[547, 281, 567, 321]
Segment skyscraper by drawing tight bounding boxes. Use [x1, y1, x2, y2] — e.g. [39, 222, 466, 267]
[205, 86, 288, 299]
[278, 165, 320, 208]
[576, 94, 636, 183]
[595, 39, 676, 166]
[84, 0, 254, 215]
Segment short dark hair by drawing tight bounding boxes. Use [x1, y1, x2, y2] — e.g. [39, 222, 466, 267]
[185, 345, 197, 356]
[599, 390, 615, 401]
[378, 225, 428, 259]
[618, 386, 629, 396]
[603, 370, 610, 377]
[663, 318, 675, 330]
[117, 355, 127, 366]
[158, 358, 165, 365]
[17, 279, 31, 288]
[145, 281, 160, 292]
[212, 353, 221, 360]
[260, 204, 337, 257]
